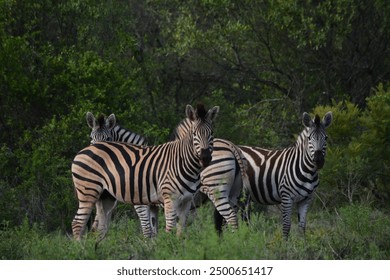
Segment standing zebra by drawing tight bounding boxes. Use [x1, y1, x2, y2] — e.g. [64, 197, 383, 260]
[88, 113, 248, 235]
[86, 112, 159, 238]
[239, 112, 333, 239]
[170, 118, 249, 232]
[71, 104, 219, 240]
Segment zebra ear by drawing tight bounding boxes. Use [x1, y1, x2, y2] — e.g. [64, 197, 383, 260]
[302, 112, 313, 128]
[186, 105, 196, 121]
[207, 106, 220, 122]
[86, 112, 96, 128]
[105, 114, 116, 129]
[322, 111, 333, 128]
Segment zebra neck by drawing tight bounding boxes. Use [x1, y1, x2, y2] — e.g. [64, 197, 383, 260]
[176, 134, 203, 174]
[112, 125, 125, 139]
[113, 125, 146, 145]
[296, 129, 317, 172]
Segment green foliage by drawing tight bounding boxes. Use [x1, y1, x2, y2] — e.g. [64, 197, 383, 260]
[359, 84, 390, 198]
[267, 0, 356, 50]
[314, 86, 390, 206]
[1, 203, 389, 260]
[233, 96, 299, 147]
[330, 204, 390, 259]
[313, 99, 361, 145]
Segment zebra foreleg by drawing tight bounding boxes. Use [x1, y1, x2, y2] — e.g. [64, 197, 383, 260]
[135, 205, 153, 238]
[297, 196, 313, 236]
[281, 197, 294, 240]
[135, 205, 160, 238]
[163, 195, 177, 233]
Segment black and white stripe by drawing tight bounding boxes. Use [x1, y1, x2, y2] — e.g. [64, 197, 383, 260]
[71, 104, 219, 240]
[86, 112, 158, 238]
[240, 112, 333, 238]
[86, 112, 146, 145]
[171, 118, 249, 232]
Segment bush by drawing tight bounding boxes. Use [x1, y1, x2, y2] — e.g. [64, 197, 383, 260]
[1, 202, 388, 260]
[359, 84, 390, 203]
[329, 204, 390, 259]
[313, 86, 390, 207]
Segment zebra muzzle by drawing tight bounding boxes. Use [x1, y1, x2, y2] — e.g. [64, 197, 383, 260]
[200, 148, 212, 167]
[313, 150, 325, 169]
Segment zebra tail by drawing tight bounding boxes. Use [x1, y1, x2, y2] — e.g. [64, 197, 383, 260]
[228, 142, 250, 191]
[229, 142, 251, 224]
[214, 206, 224, 236]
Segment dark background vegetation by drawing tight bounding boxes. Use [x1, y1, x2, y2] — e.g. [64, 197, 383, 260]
[0, 0, 389, 259]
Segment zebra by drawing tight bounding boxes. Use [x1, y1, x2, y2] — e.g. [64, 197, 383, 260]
[71, 104, 219, 240]
[170, 118, 249, 232]
[87, 113, 249, 235]
[86, 112, 159, 238]
[238, 111, 333, 239]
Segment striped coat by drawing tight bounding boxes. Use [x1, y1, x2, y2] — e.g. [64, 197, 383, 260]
[86, 112, 158, 238]
[71, 104, 219, 240]
[239, 112, 333, 238]
[171, 118, 249, 232]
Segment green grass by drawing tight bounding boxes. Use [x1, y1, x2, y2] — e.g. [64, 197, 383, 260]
[1, 203, 389, 260]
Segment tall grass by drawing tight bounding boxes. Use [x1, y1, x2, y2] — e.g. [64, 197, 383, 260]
[1, 203, 389, 260]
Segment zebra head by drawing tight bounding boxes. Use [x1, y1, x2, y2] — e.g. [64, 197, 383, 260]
[86, 112, 116, 144]
[185, 104, 219, 168]
[302, 111, 333, 169]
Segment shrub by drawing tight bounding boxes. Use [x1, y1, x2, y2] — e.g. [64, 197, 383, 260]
[313, 87, 390, 207]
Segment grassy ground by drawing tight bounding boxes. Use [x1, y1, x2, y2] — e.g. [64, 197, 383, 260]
[1, 203, 389, 260]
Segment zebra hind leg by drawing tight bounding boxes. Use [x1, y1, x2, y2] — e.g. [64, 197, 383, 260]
[96, 194, 117, 241]
[175, 196, 193, 237]
[205, 189, 238, 233]
[72, 200, 95, 241]
[91, 199, 102, 232]
[149, 205, 159, 237]
[92, 190, 116, 232]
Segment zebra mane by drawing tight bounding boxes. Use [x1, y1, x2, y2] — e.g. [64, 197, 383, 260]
[196, 103, 207, 120]
[314, 115, 321, 126]
[97, 114, 106, 128]
[169, 118, 191, 141]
